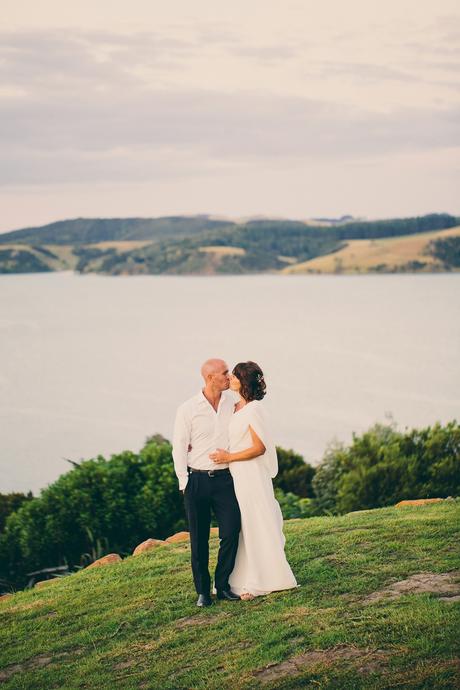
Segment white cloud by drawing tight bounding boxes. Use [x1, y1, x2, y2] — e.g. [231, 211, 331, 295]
[1, 83, 459, 187]
[0, 29, 459, 188]
[0, 1, 458, 227]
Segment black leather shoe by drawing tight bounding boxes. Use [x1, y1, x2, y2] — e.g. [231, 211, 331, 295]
[196, 594, 213, 607]
[216, 589, 241, 601]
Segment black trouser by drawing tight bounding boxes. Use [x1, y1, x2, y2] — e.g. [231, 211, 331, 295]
[184, 469, 241, 595]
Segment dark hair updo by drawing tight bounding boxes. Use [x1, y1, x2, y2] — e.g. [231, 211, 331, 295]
[232, 361, 266, 402]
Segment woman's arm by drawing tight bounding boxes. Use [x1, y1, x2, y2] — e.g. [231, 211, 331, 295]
[210, 425, 266, 463]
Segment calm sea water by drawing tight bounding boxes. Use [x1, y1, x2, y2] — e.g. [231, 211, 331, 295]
[1, 272, 459, 494]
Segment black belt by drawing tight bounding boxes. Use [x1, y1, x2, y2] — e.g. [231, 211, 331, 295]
[187, 467, 230, 477]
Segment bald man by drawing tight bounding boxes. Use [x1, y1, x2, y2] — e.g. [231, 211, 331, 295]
[172, 358, 241, 607]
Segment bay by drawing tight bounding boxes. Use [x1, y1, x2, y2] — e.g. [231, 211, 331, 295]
[1, 272, 459, 494]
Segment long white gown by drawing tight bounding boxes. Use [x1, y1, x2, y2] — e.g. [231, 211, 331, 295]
[227, 400, 298, 597]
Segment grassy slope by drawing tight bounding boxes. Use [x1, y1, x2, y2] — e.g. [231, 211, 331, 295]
[2, 214, 459, 276]
[2, 217, 460, 276]
[0, 218, 234, 246]
[283, 226, 460, 274]
[0, 244, 77, 272]
[0, 241, 156, 273]
[1, 503, 459, 689]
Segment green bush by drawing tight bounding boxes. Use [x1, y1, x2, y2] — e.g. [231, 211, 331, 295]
[311, 441, 348, 514]
[274, 489, 315, 519]
[312, 421, 460, 515]
[427, 236, 460, 268]
[274, 447, 316, 497]
[0, 437, 187, 590]
[0, 492, 34, 533]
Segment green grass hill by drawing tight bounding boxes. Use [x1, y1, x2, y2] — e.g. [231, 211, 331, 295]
[1, 213, 459, 275]
[1, 502, 459, 689]
[0, 216, 233, 246]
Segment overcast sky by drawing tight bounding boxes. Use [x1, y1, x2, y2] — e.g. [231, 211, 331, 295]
[1, 0, 459, 231]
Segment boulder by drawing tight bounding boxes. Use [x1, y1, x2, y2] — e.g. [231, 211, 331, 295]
[164, 529, 218, 542]
[165, 531, 190, 543]
[86, 553, 122, 569]
[395, 498, 445, 508]
[133, 538, 166, 556]
[35, 578, 61, 589]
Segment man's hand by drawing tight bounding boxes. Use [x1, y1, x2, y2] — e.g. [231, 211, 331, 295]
[209, 448, 230, 463]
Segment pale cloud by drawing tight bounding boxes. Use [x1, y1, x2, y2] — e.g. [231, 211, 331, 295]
[1, 80, 459, 188]
[313, 62, 423, 84]
[0, 0, 459, 229]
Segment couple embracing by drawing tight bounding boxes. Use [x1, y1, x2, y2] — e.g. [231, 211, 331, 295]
[172, 358, 297, 606]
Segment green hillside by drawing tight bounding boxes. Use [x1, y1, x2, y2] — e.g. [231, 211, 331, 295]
[0, 213, 459, 275]
[1, 214, 457, 247]
[1, 502, 459, 689]
[0, 216, 234, 246]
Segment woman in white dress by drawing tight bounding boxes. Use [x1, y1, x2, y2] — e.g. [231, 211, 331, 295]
[210, 361, 297, 601]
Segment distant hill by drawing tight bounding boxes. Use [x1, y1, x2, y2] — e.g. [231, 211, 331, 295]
[284, 225, 460, 274]
[0, 213, 459, 275]
[311, 214, 355, 224]
[0, 216, 234, 246]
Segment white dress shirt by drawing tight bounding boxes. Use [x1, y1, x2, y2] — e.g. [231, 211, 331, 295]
[172, 390, 235, 490]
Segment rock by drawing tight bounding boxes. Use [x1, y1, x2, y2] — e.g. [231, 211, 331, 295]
[35, 578, 61, 589]
[165, 531, 190, 543]
[86, 553, 122, 569]
[439, 595, 460, 603]
[395, 498, 445, 508]
[133, 538, 166, 556]
[253, 645, 390, 683]
[165, 529, 217, 543]
[0, 648, 86, 683]
[0, 593, 13, 602]
[363, 571, 460, 604]
[176, 612, 228, 629]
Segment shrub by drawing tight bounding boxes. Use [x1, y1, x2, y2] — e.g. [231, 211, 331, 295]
[312, 421, 460, 515]
[274, 447, 316, 497]
[0, 438, 186, 590]
[275, 489, 315, 519]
